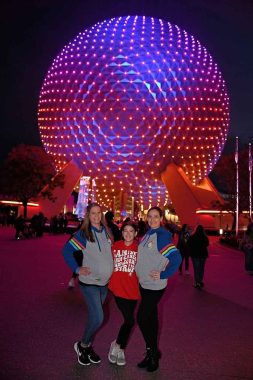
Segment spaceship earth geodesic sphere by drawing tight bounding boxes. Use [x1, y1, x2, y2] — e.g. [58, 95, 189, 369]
[38, 15, 229, 208]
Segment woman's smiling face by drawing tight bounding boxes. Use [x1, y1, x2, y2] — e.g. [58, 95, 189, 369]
[89, 205, 102, 227]
[147, 209, 162, 229]
[122, 225, 136, 245]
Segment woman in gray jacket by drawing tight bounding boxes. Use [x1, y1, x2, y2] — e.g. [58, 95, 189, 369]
[62, 202, 113, 366]
[135, 206, 181, 372]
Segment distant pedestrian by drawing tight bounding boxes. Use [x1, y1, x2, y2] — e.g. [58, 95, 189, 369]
[51, 215, 58, 234]
[58, 213, 64, 233]
[37, 212, 45, 237]
[14, 215, 25, 240]
[136, 219, 148, 243]
[108, 221, 140, 366]
[105, 211, 122, 242]
[177, 224, 191, 275]
[188, 225, 209, 289]
[62, 202, 113, 366]
[240, 222, 253, 275]
[135, 206, 181, 372]
[63, 214, 68, 233]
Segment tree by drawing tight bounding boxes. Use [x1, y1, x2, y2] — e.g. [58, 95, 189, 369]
[210, 146, 251, 223]
[0, 145, 64, 218]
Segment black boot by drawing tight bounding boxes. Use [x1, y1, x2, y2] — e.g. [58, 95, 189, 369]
[146, 348, 160, 372]
[137, 348, 151, 368]
[137, 348, 161, 371]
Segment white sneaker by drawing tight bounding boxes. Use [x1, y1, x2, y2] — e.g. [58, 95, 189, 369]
[116, 349, 126, 366]
[68, 278, 75, 288]
[185, 270, 190, 275]
[108, 340, 120, 363]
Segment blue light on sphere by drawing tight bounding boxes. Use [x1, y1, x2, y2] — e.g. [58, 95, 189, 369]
[38, 16, 229, 208]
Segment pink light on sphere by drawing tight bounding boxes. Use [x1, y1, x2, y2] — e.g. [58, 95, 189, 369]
[38, 16, 229, 207]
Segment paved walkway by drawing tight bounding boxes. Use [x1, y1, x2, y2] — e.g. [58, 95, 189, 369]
[0, 227, 252, 380]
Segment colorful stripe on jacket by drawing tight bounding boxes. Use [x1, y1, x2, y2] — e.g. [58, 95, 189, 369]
[160, 243, 177, 257]
[69, 237, 85, 251]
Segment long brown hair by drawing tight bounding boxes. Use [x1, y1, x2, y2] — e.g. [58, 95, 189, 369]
[80, 202, 107, 242]
[192, 224, 207, 238]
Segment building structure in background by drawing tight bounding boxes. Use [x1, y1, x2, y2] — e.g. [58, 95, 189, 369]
[37, 16, 230, 226]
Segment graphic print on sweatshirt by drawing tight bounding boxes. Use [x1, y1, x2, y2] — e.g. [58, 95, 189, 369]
[113, 248, 137, 275]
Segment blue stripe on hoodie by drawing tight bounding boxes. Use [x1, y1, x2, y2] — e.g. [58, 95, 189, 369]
[62, 229, 87, 273]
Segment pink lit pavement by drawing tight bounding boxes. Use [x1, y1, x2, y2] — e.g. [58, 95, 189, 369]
[0, 227, 252, 380]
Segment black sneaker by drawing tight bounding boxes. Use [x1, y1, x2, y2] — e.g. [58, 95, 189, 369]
[74, 342, 91, 366]
[87, 346, 101, 364]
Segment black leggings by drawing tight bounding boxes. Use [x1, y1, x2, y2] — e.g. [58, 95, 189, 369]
[179, 253, 189, 271]
[137, 286, 165, 350]
[114, 296, 138, 349]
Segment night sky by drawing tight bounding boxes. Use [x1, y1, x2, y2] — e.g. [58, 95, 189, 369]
[1, 0, 253, 162]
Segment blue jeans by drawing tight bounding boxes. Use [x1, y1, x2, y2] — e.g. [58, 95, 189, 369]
[191, 257, 206, 284]
[79, 283, 108, 344]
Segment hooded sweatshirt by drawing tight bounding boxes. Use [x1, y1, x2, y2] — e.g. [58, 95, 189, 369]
[108, 239, 140, 300]
[62, 226, 113, 286]
[135, 226, 182, 290]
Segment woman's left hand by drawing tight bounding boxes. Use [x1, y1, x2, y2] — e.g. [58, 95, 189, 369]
[149, 270, 161, 280]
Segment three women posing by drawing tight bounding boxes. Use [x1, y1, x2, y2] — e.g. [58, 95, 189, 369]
[62, 204, 181, 371]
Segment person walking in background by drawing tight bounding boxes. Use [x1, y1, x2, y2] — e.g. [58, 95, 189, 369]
[188, 225, 209, 289]
[63, 214, 68, 233]
[177, 224, 191, 275]
[58, 213, 65, 233]
[105, 211, 122, 242]
[68, 271, 78, 288]
[51, 215, 59, 234]
[37, 212, 45, 237]
[240, 222, 253, 275]
[108, 221, 140, 366]
[135, 207, 181, 372]
[14, 214, 25, 240]
[136, 218, 148, 243]
[62, 202, 113, 366]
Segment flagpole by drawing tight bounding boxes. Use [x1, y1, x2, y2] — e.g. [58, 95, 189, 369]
[249, 142, 252, 221]
[235, 136, 239, 235]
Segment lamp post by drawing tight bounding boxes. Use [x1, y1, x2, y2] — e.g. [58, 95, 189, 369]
[249, 143, 252, 221]
[235, 137, 239, 235]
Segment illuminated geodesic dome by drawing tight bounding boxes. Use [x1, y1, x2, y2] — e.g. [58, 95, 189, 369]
[38, 15, 229, 208]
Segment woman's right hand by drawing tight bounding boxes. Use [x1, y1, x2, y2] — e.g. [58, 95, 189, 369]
[79, 266, 91, 276]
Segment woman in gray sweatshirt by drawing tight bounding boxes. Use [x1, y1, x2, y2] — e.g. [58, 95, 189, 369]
[135, 206, 181, 372]
[62, 202, 113, 366]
